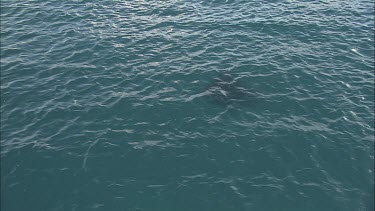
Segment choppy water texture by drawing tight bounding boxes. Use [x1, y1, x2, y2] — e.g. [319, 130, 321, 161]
[1, 0, 374, 210]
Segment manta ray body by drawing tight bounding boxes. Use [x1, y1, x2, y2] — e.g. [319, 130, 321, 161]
[205, 73, 256, 105]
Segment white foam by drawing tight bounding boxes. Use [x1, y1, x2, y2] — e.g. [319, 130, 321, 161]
[350, 48, 364, 57]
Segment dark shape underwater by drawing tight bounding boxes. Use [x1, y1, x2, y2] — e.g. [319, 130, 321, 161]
[205, 73, 257, 106]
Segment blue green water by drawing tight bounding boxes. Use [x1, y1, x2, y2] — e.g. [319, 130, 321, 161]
[1, 0, 374, 210]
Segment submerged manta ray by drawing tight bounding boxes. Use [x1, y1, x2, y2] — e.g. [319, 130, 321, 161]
[205, 73, 257, 105]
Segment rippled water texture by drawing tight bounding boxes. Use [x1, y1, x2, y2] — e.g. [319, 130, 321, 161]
[1, 0, 374, 210]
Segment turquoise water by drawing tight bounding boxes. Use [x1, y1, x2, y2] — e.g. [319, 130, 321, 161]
[1, 0, 374, 210]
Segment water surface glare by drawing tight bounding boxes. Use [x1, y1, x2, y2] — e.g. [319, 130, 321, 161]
[1, 0, 374, 211]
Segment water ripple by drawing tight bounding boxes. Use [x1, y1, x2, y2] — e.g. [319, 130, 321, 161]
[1, 0, 373, 210]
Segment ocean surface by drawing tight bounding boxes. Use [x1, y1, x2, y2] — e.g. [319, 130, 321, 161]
[1, 0, 374, 210]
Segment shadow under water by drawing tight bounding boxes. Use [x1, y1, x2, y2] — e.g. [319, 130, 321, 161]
[204, 73, 259, 106]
